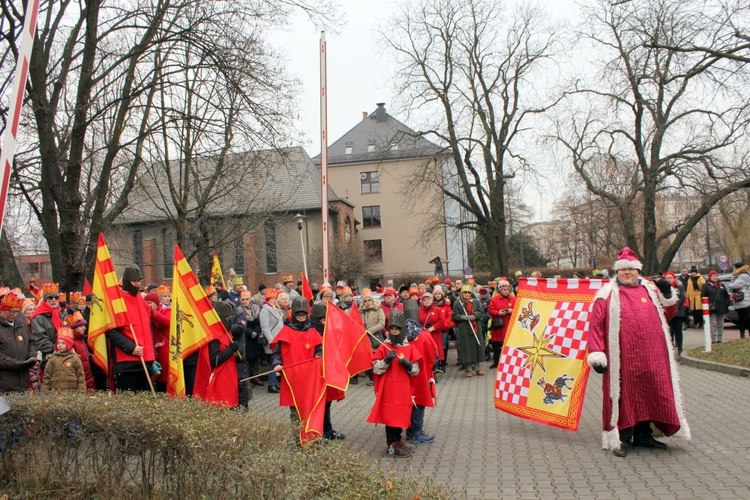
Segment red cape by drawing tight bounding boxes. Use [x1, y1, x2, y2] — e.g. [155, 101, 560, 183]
[194, 336, 238, 408]
[410, 331, 437, 407]
[366, 343, 422, 428]
[272, 325, 323, 407]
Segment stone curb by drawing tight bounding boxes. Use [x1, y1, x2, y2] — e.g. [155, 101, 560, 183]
[679, 354, 750, 377]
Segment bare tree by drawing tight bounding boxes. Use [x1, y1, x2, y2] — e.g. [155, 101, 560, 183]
[0, 0, 334, 291]
[382, 0, 561, 276]
[551, 0, 750, 274]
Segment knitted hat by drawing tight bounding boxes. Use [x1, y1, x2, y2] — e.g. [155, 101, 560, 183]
[382, 287, 397, 297]
[145, 283, 159, 292]
[612, 247, 643, 271]
[708, 269, 719, 278]
[664, 271, 677, 280]
[432, 285, 444, 295]
[57, 328, 74, 350]
[420, 292, 433, 301]
[497, 279, 511, 288]
[443, 278, 452, 285]
[144, 292, 160, 304]
[479, 287, 489, 295]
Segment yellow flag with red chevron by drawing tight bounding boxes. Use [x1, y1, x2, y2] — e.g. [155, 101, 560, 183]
[87, 233, 129, 372]
[168, 245, 221, 396]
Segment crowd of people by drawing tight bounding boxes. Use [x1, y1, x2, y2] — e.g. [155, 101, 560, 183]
[1, 255, 748, 458]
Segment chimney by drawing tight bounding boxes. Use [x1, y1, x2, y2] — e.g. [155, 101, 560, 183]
[362, 111, 368, 120]
[375, 102, 386, 123]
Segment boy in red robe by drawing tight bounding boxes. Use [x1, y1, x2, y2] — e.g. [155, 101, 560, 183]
[273, 297, 346, 441]
[404, 318, 437, 445]
[367, 310, 421, 458]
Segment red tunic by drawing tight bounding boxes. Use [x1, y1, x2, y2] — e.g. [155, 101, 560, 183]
[151, 306, 171, 384]
[409, 331, 437, 407]
[487, 294, 515, 342]
[71, 333, 95, 391]
[589, 283, 681, 436]
[419, 305, 445, 360]
[271, 325, 323, 407]
[367, 343, 422, 428]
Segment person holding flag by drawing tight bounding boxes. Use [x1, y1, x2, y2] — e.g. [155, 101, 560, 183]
[104, 265, 156, 392]
[30, 283, 64, 360]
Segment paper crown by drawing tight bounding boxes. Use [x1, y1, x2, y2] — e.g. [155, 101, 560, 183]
[0, 287, 10, 297]
[1, 289, 26, 310]
[64, 311, 86, 328]
[204, 286, 216, 296]
[157, 283, 171, 295]
[59, 292, 67, 303]
[42, 283, 59, 296]
[265, 289, 280, 300]
[281, 274, 294, 283]
[69, 291, 82, 305]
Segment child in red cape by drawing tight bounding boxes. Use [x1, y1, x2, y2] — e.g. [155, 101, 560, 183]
[367, 310, 421, 458]
[403, 318, 437, 445]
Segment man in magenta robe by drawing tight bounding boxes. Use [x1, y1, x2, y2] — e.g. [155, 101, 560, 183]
[587, 247, 691, 457]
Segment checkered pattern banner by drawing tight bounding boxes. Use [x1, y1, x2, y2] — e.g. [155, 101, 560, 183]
[494, 278, 602, 431]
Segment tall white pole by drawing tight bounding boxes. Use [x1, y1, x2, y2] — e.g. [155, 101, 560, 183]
[299, 225, 309, 279]
[320, 31, 330, 285]
[0, 0, 41, 233]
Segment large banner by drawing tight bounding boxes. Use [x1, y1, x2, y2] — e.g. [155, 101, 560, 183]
[494, 278, 604, 431]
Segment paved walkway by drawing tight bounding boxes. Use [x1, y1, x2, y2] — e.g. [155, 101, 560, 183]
[250, 325, 750, 499]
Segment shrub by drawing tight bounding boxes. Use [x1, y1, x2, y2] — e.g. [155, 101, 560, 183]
[0, 392, 452, 499]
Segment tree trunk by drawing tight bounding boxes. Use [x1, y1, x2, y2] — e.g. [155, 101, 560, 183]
[0, 231, 23, 288]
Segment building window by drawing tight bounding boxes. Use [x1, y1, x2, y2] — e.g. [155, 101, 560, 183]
[364, 239, 383, 261]
[134, 230, 143, 270]
[41, 262, 52, 277]
[368, 140, 376, 153]
[26, 262, 40, 275]
[234, 235, 245, 275]
[345, 141, 353, 155]
[360, 171, 380, 194]
[264, 219, 277, 273]
[362, 205, 381, 228]
[162, 228, 173, 279]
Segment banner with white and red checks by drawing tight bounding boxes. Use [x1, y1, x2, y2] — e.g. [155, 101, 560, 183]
[494, 278, 604, 431]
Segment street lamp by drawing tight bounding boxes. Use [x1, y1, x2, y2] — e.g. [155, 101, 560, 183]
[294, 213, 308, 278]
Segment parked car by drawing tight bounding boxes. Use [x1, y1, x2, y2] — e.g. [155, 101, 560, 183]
[719, 273, 739, 325]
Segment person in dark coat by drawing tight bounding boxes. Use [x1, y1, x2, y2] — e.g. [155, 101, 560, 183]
[0, 290, 37, 392]
[701, 270, 731, 343]
[452, 285, 485, 377]
[664, 271, 687, 355]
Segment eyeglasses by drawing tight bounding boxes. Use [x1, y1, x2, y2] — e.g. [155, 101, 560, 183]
[461, 292, 472, 295]
[47, 295, 60, 300]
[363, 298, 373, 302]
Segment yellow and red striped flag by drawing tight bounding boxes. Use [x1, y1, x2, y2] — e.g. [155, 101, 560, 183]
[494, 277, 602, 431]
[167, 244, 219, 396]
[210, 252, 224, 287]
[87, 233, 129, 372]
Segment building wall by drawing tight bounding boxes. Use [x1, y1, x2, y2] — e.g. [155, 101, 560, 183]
[327, 157, 448, 276]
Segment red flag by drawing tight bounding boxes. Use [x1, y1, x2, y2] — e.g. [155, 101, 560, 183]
[82, 277, 92, 296]
[281, 357, 327, 445]
[323, 304, 373, 390]
[301, 272, 313, 303]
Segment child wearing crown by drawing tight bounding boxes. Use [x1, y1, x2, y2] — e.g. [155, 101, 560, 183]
[64, 311, 95, 391]
[41, 327, 86, 392]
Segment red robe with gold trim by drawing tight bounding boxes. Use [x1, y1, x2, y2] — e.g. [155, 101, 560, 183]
[367, 342, 422, 428]
[271, 325, 322, 407]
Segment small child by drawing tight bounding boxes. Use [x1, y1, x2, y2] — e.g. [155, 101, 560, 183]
[64, 311, 96, 391]
[41, 328, 86, 392]
[366, 310, 422, 458]
[404, 319, 437, 445]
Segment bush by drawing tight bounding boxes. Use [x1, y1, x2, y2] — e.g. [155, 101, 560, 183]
[0, 392, 451, 499]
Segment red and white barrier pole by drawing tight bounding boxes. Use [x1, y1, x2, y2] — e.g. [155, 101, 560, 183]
[702, 297, 711, 352]
[0, 0, 40, 233]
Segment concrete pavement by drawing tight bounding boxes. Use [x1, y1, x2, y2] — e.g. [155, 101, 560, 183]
[250, 326, 750, 499]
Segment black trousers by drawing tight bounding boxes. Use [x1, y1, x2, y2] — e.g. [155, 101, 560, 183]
[668, 317, 684, 354]
[736, 307, 749, 337]
[619, 421, 653, 444]
[385, 425, 402, 445]
[115, 370, 150, 392]
[490, 340, 503, 365]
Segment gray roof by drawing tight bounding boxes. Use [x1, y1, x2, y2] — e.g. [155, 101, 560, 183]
[116, 146, 348, 225]
[311, 103, 445, 166]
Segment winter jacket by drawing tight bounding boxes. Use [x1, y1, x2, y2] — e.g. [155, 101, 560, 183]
[41, 350, 86, 392]
[701, 281, 731, 315]
[487, 293, 515, 343]
[259, 303, 284, 355]
[360, 298, 386, 348]
[686, 274, 705, 311]
[728, 265, 750, 310]
[30, 304, 62, 356]
[0, 318, 34, 392]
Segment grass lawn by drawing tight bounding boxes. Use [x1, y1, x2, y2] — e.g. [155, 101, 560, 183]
[687, 338, 750, 369]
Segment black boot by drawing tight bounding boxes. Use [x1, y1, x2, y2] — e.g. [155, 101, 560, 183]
[613, 442, 631, 458]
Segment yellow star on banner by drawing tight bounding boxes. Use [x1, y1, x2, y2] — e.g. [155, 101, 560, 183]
[517, 331, 564, 374]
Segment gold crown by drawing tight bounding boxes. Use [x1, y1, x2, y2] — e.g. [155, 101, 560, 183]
[157, 283, 171, 295]
[64, 311, 85, 327]
[57, 326, 74, 340]
[42, 283, 59, 295]
[69, 291, 82, 305]
[59, 292, 67, 302]
[1, 289, 26, 310]
[204, 286, 216, 296]
[0, 287, 10, 297]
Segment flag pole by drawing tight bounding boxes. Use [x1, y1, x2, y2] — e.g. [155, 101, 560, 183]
[128, 324, 157, 396]
[459, 300, 482, 346]
[0, 0, 41, 232]
[320, 31, 330, 285]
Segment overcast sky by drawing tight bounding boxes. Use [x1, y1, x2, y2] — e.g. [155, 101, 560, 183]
[270, 0, 583, 221]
